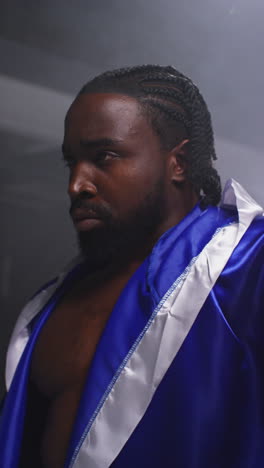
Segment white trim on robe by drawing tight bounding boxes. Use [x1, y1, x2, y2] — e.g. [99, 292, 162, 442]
[69, 179, 263, 468]
[4, 179, 263, 468]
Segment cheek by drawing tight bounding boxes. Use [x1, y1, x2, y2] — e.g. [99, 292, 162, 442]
[108, 166, 165, 213]
[97, 149, 167, 210]
[126, 155, 164, 183]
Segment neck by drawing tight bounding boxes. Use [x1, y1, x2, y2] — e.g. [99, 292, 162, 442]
[153, 190, 199, 243]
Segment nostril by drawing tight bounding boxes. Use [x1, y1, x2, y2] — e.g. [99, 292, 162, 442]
[68, 178, 98, 199]
[67, 161, 98, 198]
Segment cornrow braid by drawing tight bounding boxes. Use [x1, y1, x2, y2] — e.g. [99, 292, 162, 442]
[79, 65, 221, 207]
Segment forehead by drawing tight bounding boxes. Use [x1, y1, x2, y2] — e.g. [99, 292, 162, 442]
[64, 92, 152, 142]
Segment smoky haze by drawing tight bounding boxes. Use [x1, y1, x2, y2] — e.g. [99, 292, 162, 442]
[0, 0, 263, 396]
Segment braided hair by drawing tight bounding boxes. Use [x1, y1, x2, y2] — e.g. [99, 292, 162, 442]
[78, 65, 221, 207]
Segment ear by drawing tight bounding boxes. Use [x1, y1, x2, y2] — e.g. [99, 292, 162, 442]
[168, 139, 189, 183]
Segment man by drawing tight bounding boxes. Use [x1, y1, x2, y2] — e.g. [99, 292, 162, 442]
[1, 65, 264, 468]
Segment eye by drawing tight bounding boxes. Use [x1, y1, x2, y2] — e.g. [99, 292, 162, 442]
[95, 151, 118, 165]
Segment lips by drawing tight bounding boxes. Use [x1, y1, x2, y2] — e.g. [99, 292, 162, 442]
[71, 208, 103, 231]
[71, 208, 100, 223]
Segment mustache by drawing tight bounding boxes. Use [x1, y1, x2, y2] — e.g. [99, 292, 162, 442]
[69, 196, 112, 220]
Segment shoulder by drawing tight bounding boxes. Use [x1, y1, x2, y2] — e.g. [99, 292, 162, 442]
[14, 256, 82, 329]
[215, 213, 264, 346]
[233, 214, 264, 265]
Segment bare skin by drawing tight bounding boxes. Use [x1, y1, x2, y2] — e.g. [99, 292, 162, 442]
[24, 260, 143, 467]
[20, 92, 198, 467]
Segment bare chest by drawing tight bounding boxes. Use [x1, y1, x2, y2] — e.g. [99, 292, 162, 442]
[30, 262, 143, 397]
[30, 293, 111, 398]
[25, 268, 140, 467]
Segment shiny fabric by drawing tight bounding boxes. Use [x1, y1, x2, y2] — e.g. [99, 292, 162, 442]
[1, 180, 264, 468]
[112, 217, 264, 468]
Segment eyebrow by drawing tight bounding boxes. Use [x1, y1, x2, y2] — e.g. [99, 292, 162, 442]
[62, 138, 123, 156]
[80, 137, 123, 148]
[61, 138, 122, 153]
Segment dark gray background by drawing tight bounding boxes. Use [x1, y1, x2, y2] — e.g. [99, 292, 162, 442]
[1, 0, 263, 397]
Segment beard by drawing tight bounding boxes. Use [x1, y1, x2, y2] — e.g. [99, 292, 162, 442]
[71, 177, 168, 272]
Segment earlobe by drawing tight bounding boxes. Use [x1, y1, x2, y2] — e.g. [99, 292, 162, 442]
[169, 139, 189, 184]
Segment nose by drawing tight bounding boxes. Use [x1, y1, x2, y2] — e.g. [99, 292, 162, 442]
[68, 161, 98, 200]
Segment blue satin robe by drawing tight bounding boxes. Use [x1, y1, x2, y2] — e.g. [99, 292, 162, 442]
[1, 181, 264, 468]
